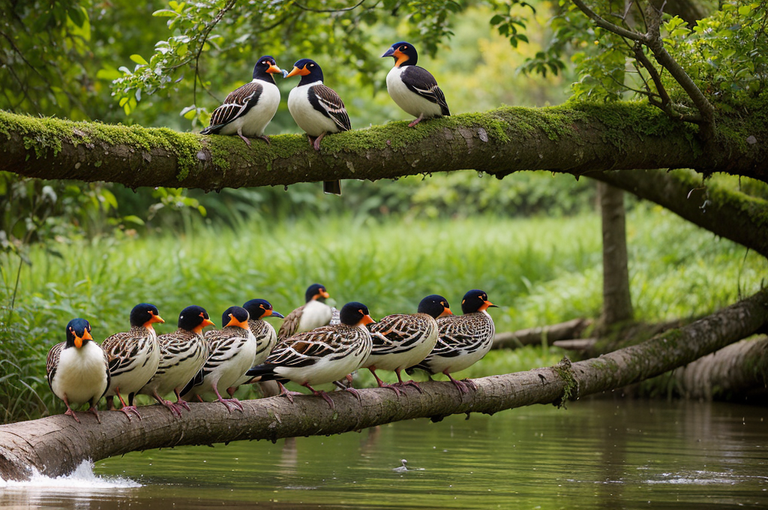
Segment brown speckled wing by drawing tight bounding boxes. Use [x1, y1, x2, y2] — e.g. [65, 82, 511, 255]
[277, 304, 305, 340]
[46, 342, 64, 390]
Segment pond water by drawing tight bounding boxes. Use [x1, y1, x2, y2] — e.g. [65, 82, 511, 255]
[1, 399, 766, 509]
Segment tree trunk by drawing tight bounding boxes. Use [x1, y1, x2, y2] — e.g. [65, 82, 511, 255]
[1, 287, 766, 482]
[598, 182, 634, 326]
[1, 106, 766, 190]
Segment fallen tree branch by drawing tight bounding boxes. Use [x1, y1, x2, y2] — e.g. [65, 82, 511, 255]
[492, 318, 592, 349]
[1, 287, 766, 481]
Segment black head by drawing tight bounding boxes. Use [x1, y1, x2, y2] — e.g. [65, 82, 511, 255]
[178, 305, 214, 333]
[285, 58, 324, 85]
[65, 318, 93, 349]
[305, 283, 330, 303]
[253, 55, 283, 82]
[243, 299, 285, 320]
[461, 290, 497, 314]
[222, 306, 250, 329]
[339, 301, 375, 327]
[381, 41, 418, 67]
[417, 294, 453, 319]
[129, 303, 165, 329]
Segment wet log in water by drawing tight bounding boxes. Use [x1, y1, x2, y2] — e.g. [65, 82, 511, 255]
[492, 318, 592, 349]
[1, 288, 767, 481]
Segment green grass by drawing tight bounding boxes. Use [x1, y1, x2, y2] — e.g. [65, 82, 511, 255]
[1, 206, 765, 421]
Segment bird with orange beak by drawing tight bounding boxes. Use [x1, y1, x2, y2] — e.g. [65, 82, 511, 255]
[101, 303, 165, 421]
[46, 318, 110, 423]
[201, 56, 283, 146]
[407, 290, 497, 394]
[285, 58, 350, 194]
[246, 302, 374, 409]
[382, 41, 450, 127]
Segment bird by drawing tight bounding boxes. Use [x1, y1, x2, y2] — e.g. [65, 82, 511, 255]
[227, 298, 285, 397]
[101, 303, 164, 420]
[181, 306, 257, 412]
[46, 318, 110, 423]
[200, 56, 283, 146]
[285, 58, 350, 194]
[246, 302, 374, 409]
[138, 305, 214, 417]
[362, 294, 453, 396]
[381, 41, 450, 127]
[407, 289, 497, 394]
[278, 283, 333, 340]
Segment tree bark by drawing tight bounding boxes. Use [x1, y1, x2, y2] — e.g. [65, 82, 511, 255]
[591, 169, 768, 259]
[492, 318, 592, 349]
[598, 182, 634, 326]
[1, 105, 766, 191]
[1, 287, 766, 482]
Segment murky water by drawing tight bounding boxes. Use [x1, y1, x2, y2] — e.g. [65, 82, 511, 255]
[1, 399, 766, 509]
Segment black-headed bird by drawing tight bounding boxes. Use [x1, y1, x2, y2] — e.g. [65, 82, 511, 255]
[201, 56, 283, 146]
[382, 41, 450, 127]
[46, 318, 110, 423]
[278, 283, 333, 340]
[285, 58, 350, 194]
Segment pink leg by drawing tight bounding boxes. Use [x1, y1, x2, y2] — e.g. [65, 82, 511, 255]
[86, 403, 102, 423]
[116, 388, 142, 421]
[62, 395, 81, 423]
[213, 383, 244, 413]
[408, 113, 424, 128]
[258, 135, 271, 145]
[237, 128, 252, 146]
[153, 390, 184, 418]
[312, 132, 327, 151]
[444, 371, 472, 394]
[304, 383, 335, 409]
[394, 368, 423, 393]
[174, 389, 191, 411]
[277, 382, 304, 404]
[368, 367, 401, 396]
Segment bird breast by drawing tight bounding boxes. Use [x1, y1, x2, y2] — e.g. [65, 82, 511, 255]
[288, 84, 340, 136]
[53, 342, 108, 406]
[218, 81, 281, 137]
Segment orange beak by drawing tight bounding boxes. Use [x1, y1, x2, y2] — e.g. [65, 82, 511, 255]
[225, 314, 250, 330]
[74, 328, 91, 348]
[145, 313, 165, 329]
[285, 66, 309, 78]
[440, 307, 453, 317]
[359, 314, 375, 326]
[479, 301, 498, 312]
[267, 64, 283, 74]
[202, 318, 215, 327]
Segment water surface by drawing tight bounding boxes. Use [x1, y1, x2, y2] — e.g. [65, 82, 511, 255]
[1, 399, 765, 509]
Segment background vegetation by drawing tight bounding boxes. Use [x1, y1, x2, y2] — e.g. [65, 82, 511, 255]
[1, 0, 766, 423]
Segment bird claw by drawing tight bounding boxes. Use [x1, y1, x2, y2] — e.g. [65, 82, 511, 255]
[380, 383, 402, 397]
[238, 133, 252, 146]
[397, 380, 423, 394]
[64, 407, 81, 423]
[345, 386, 363, 402]
[87, 406, 102, 423]
[408, 113, 424, 128]
[219, 398, 244, 413]
[119, 405, 142, 421]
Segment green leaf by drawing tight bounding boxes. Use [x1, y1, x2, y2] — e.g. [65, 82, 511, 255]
[130, 54, 148, 66]
[122, 215, 145, 225]
[153, 9, 179, 17]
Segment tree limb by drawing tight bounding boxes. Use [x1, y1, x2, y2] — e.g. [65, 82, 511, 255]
[589, 169, 768, 259]
[1, 287, 766, 481]
[0, 104, 766, 191]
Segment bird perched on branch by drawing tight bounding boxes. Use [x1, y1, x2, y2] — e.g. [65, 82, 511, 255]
[101, 303, 164, 420]
[286, 58, 350, 194]
[46, 318, 110, 423]
[138, 305, 213, 418]
[278, 283, 333, 340]
[407, 290, 497, 394]
[363, 294, 452, 395]
[382, 41, 450, 127]
[246, 302, 374, 409]
[181, 306, 257, 412]
[227, 298, 285, 397]
[201, 56, 284, 146]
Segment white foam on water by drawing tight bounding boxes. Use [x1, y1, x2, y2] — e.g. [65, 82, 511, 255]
[0, 460, 141, 490]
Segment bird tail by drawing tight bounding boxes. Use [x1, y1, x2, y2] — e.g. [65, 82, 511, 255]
[200, 125, 220, 135]
[323, 180, 342, 195]
[245, 364, 280, 382]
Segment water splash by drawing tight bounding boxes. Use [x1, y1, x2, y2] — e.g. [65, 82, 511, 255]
[0, 460, 141, 489]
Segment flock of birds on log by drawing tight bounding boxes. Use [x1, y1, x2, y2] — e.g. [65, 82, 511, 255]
[199, 42, 451, 195]
[46, 285, 497, 422]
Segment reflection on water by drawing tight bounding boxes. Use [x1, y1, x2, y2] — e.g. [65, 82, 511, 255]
[1, 399, 766, 509]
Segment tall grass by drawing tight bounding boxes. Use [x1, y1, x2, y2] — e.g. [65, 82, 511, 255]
[1, 205, 765, 421]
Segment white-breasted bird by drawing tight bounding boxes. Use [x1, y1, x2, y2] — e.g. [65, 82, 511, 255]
[181, 306, 257, 412]
[382, 41, 450, 127]
[226, 298, 285, 397]
[286, 58, 350, 194]
[278, 283, 333, 340]
[407, 290, 497, 394]
[246, 302, 374, 409]
[46, 318, 110, 423]
[363, 294, 452, 395]
[138, 305, 214, 418]
[200, 56, 283, 146]
[101, 303, 164, 420]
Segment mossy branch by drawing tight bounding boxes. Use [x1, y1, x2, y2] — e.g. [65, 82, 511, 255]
[0, 104, 766, 192]
[1, 288, 766, 482]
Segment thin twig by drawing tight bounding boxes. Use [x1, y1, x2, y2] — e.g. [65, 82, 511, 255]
[291, 0, 366, 13]
[192, 0, 238, 108]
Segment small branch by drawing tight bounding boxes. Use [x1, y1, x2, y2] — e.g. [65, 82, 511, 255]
[291, 0, 366, 13]
[192, 0, 237, 108]
[492, 318, 593, 350]
[570, 0, 647, 41]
